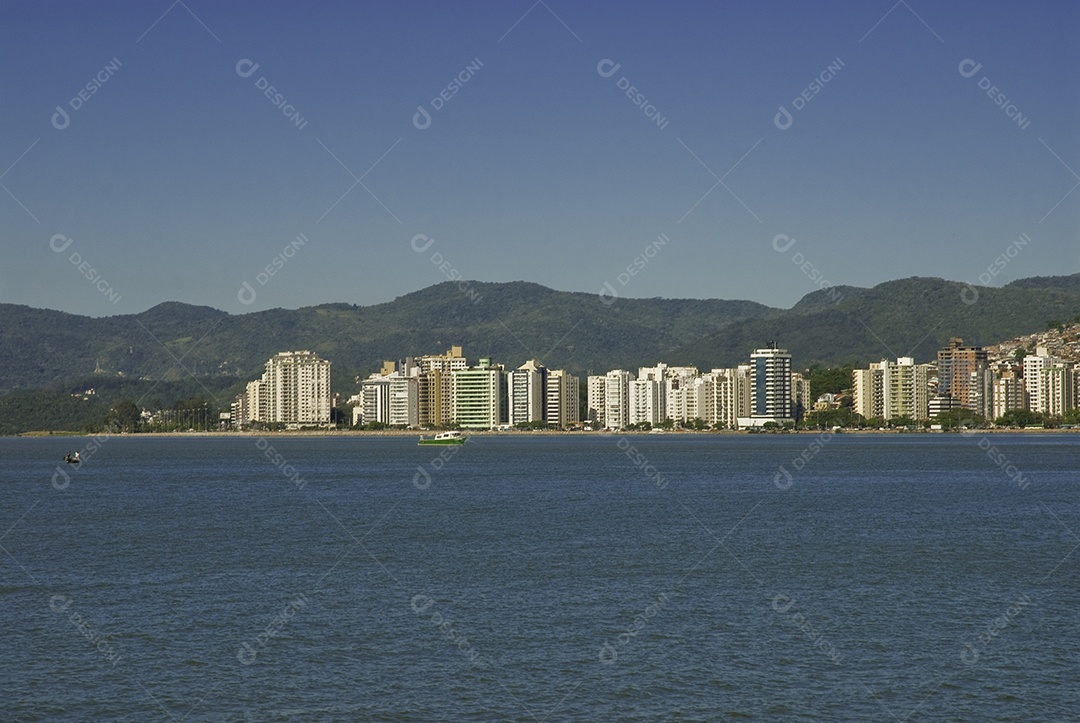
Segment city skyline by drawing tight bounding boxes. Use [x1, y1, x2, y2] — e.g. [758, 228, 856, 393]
[2, 1, 1078, 318]
[233, 334, 1078, 431]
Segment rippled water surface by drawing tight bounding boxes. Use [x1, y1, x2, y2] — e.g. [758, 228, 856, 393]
[1, 433, 1077, 721]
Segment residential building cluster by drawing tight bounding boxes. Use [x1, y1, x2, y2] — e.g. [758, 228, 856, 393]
[228, 334, 1079, 431]
[232, 350, 333, 429]
[852, 337, 1080, 422]
[587, 343, 811, 429]
[350, 346, 580, 430]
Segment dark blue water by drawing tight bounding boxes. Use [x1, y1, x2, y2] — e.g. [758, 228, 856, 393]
[1, 433, 1077, 721]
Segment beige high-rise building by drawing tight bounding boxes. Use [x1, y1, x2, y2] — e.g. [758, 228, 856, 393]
[1046, 362, 1076, 418]
[544, 369, 579, 429]
[701, 366, 750, 429]
[852, 357, 931, 421]
[415, 346, 468, 427]
[884, 357, 930, 420]
[245, 350, 331, 427]
[852, 365, 884, 420]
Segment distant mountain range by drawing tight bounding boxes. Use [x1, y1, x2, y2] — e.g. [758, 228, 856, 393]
[1, 274, 1078, 422]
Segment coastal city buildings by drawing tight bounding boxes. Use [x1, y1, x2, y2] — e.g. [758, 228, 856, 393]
[1021, 346, 1078, 416]
[852, 357, 932, 421]
[233, 335, 1078, 432]
[701, 366, 751, 429]
[544, 369, 580, 429]
[233, 350, 332, 428]
[586, 347, 804, 430]
[602, 370, 633, 430]
[415, 346, 468, 427]
[849, 340, 1079, 423]
[937, 338, 992, 418]
[737, 343, 793, 428]
[507, 360, 546, 426]
[991, 366, 1027, 420]
[453, 358, 507, 429]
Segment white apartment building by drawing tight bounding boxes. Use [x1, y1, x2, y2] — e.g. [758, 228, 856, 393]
[240, 350, 331, 428]
[992, 368, 1026, 420]
[629, 377, 663, 425]
[852, 357, 932, 421]
[586, 375, 606, 427]
[507, 360, 546, 426]
[665, 367, 701, 423]
[603, 369, 633, 429]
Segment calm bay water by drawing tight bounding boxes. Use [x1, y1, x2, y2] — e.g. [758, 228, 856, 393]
[1, 433, 1077, 721]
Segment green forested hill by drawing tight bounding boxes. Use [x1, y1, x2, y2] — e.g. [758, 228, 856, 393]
[0, 281, 773, 396]
[669, 275, 1080, 369]
[1, 274, 1078, 433]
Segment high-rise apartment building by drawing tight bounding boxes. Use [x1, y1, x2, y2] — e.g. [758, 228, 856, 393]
[544, 369, 580, 429]
[603, 370, 633, 429]
[852, 357, 931, 421]
[452, 358, 507, 429]
[791, 371, 812, 421]
[238, 350, 331, 428]
[938, 338, 990, 416]
[629, 377, 663, 425]
[991, 366, 1026, 420]
[415, 346, 468, 427]
[1046, 362, 1076, 417]
[664, 366, 701, 423]
[701, 366, 750, 429]
[852, 364, 885, 420]
[586, 375, 606, 427]
[507, 360, 546, 426]
[738, 343, 792, 426]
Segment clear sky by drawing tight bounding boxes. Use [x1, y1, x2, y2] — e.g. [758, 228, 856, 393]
[2, 0, 1077, 316]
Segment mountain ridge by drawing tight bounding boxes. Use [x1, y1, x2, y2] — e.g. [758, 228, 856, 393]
[1, 274, 1078, 400]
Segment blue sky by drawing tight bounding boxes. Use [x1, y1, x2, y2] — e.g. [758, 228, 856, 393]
[2, 0, 1077, 316]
